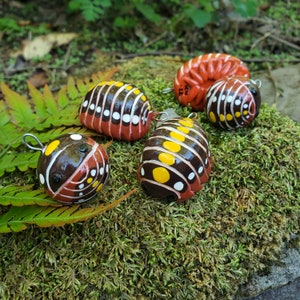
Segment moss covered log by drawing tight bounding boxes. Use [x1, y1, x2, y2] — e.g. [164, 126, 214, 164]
[0, 56, 299, 299]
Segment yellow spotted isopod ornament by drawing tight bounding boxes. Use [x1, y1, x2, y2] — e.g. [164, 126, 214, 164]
[137, 114, 212, 202]
[22, 133, 110, 204]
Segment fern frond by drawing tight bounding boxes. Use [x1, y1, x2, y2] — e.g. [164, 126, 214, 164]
[43, 84, 58, 115]
[0, 189, 136, 233]
[0, 151, 39, 176]
[0, 100, 10, 126]
[0, 122, 21, 148]
[0, 185, 59, 207]
[27, 80, 48, 118]
[1, 82, 39, 128]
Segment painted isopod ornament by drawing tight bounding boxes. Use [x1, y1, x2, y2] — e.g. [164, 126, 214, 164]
[137, 115, 212, 202]
[174, 53, 250, 111]
[205, 76, 262, 129]
[22, 133, 110, 204]
[79, 80, 155, 141]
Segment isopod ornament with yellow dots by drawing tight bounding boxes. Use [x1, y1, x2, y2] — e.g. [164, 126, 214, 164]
[79, 80, 155, 141]
[22, 133, 110, 205]
[137, 113, 212, 202]
[205, 76, 262, 129]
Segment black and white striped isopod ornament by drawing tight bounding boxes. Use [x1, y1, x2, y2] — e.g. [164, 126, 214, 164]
[22, 133, 110, 204]
[137, 114, 212, 202]
[79, 80, 155, 141]
[205, 76, 262, 129]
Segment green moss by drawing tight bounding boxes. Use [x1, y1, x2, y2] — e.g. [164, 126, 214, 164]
[0, 56, 299, 299]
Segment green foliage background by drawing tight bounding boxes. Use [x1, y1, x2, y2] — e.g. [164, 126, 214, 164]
[67, 0, 260, 27]
[0, 56, 299, 299]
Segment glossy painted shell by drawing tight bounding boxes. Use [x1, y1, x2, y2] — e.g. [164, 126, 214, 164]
[79, 80, 155, 141]
[205, 76, 262, 129]
[174, 53, 250, 111]
[137, 116, 212, 202]
[36, 134, 110, 204]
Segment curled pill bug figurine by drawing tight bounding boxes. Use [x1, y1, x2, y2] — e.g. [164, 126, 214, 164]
[22, 133, 110, 204]
[137, 113, 212, 202]
[205, 76, 262, 129]
[79, 80, 155, 142]
[173, 53, 250, 111]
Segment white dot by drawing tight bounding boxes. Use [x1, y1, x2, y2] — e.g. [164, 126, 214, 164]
[106, 164, 109, 173]
[96, 106, 101, 113]
[70, 134, 82, 141]
[140, 167, 145, 176]
[132, 115, 140, 125]
[243, 103, 249, 109]
[100, 167, 104, 175]
[221, 94, 226, 100]
[235, 99, 241, 106]
[113, 111, 120, 120]
[227, 96, 233, 103]
[89, 103, 95, 111]
[79, 183, 84, 189]
[188, 172, 195, 181]
[90, 169, 96, 177]
[79, 192, 83, 196]
[82, 100, 88, 107]
[198, 166, 204, 174]
[205, 158, 208, 165]
[212, 96, 217, 102]
[104, 110, 110, 117]
[39, 173, 45, 184]
[123, 114, 130, 123]
[174, 181, 184, 191]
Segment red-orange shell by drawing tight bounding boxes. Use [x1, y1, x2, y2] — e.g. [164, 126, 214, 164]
[174, 53, 250, 111]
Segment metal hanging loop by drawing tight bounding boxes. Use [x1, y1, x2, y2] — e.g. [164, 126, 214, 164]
[255, 79, 262, 88]
[22, 133, 44, 152]
[187, 112, 198, 120]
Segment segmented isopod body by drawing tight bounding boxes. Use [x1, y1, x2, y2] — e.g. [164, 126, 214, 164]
[205, 76, 262, 129]
[174, 53, 250, 111]
[23, 133, 110, 204]
[79, 81, 155, 141]
[138, 115, 212, 202]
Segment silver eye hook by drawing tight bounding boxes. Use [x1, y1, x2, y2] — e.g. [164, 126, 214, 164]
[22, 133, 44, 152]
[255, 79, 262, 88]
[187, 112, 198, 120]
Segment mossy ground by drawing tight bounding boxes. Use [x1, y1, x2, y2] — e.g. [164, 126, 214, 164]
[0, 56, 299, 299]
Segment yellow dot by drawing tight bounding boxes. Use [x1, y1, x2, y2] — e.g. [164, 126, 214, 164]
[141, 95, 147, 101]
[219, 114, 225, 121]
[92, 180, 99, 188]
[243, 110, 249, 115]
[98, 81, 106, 86]
[158, 152, 175, 165]
[133, 89, 141, 95]
[170, 131, 185, 142]
[178, 118, 194, 128]
[87, 177, 93, 184]
[45, 140, 60, 156]
[235, 111, 241, 117]
[177, 126, 190, 134]
[107, 80, 115, 85]
[152, 167, 170, 184]
[96, 183, 103, 192]
[163, 141, 181, 153]
[209, 111, 217, 123]
[226, 114, 233, 121]
[126, 85, 133, 90]
[115, 81, 124, 87]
